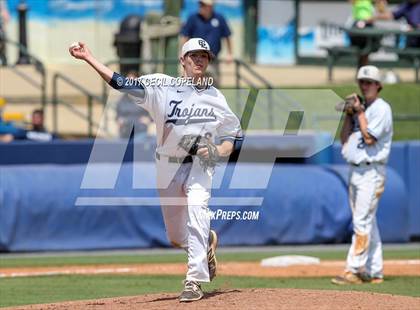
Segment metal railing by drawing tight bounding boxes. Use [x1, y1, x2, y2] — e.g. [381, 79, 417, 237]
[1, 39, 47, 109]
[233, 59, 275, 129]
[52, 73, 104, 137]
[234, 59, 272, 89]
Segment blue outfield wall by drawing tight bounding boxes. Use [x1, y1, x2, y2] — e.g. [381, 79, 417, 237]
[406, 142, 420, 237]
[0, 162, 409, 252]
[330, 142, 419, 237]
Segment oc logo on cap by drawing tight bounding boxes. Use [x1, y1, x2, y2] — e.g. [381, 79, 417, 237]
[198, 39, 208, 49]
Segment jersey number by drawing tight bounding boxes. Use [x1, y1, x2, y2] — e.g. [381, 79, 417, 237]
[357, 137, 366, 149]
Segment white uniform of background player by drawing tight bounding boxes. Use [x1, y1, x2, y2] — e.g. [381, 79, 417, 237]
[69, 38, 241, 301]
[333, 66, 393, 285]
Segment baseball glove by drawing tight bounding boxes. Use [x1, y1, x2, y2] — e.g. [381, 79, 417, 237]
[335, 94, 365, 115]
[178, 134, 220, 171]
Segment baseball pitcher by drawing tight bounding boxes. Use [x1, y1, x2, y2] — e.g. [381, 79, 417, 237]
[69, 38, 242, 302]
[332, 65, 393, 285]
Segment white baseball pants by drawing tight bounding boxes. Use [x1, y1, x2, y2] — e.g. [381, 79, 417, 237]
[345, 164, 386, 278]
[156, 156, 212, 283]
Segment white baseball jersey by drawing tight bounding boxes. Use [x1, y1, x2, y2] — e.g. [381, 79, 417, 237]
[130, 73, 241, 157]
[342, 98, 393, 165]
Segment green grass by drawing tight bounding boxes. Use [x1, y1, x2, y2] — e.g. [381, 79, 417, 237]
[223, 83, 420, 140]
[329, 84, 420, 141]
[0, 275, 419, 308]
[1, 248, 418, 307]
[1, 248, 418, 268]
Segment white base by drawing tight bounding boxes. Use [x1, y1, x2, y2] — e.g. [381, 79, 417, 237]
[261, 255, 320, 267]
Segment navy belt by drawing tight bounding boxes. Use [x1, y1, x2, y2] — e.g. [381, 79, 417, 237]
[156, 152, 193, 164]
[352, 162, 371, 167]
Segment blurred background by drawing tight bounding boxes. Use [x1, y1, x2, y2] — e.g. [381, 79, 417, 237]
[0, 0, 418, 253]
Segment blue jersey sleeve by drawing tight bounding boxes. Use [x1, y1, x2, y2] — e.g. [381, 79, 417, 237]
[108, 72, 145, 99]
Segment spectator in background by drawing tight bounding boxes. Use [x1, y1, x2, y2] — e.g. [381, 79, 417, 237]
[0, 97, 25, 142]
[30, 109, 46, 132]
[180, 0, 233, 86]
[375, 0, 420, 47]
[348, 0, 382, 67]
[352, 0, 375, 23]
[0, 0, 10, 66]
[0, 101, 54, 142]
[25, 109, 56, 141]
[115, 71, 152, 139]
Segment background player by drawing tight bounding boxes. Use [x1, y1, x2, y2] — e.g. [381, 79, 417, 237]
[69, 38, 242, 302]
[332, 65, 393, 285]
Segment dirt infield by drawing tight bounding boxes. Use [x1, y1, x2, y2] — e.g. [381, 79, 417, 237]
[1, 260, 419, 278]
[2, 260, 419, 309]
[6, 289, 420, 310]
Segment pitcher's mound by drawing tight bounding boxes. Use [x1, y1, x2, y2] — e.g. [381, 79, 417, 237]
[9, 288, 420, 310]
